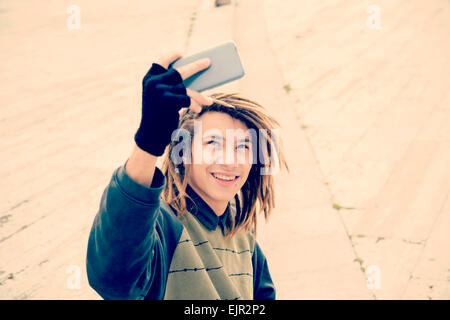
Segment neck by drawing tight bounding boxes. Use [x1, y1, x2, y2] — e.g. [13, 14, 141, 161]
[187, 184, 228, 216]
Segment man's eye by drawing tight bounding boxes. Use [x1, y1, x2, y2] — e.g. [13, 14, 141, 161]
[207, 140, 220, 146]
[237, 144, 249, 150]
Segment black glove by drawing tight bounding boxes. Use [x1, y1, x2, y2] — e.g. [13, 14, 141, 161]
[134, 63, 191, 156]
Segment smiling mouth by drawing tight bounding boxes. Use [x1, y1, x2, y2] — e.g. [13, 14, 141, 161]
[211, 172, 239, 182]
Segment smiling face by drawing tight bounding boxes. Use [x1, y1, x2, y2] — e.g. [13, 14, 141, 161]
[186, 111, 254, 216]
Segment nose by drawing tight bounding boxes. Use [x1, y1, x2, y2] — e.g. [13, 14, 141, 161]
[215, 143, 247, 166]
[200, 138, 252, 166]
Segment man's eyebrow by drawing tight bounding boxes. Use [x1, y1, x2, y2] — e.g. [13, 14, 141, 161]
[203, 135, 252, 144]
[203, 134, 223, 141]
[237, 137, 251, 143]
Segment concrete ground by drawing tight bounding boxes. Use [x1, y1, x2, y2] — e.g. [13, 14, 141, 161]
[0, 0, 449, 299]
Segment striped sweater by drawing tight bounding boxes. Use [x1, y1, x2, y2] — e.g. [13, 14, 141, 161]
[86, 161, 275, 300]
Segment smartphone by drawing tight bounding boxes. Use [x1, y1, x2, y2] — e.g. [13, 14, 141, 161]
[168, 42, 245, 92]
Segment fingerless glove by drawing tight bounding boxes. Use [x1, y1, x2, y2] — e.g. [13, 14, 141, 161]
[134, 63, 190, 156]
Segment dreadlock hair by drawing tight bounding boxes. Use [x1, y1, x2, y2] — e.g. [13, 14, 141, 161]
[161, 92, 289, 238]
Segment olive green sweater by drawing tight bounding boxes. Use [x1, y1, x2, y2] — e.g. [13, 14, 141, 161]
[86, 163, 275, 300]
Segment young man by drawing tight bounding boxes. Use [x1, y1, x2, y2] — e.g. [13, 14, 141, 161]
[86, 53, 288, 300]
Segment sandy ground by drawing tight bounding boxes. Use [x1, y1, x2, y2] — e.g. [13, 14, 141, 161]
[0, 0, 449, 299]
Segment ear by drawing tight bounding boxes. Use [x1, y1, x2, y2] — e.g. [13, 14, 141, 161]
[175, 155, 190, 175]
[181, 153, 189, 165]
[182, 143, 194, 166]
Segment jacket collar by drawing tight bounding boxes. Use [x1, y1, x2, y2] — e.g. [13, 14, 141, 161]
[185, 184, 231, 232]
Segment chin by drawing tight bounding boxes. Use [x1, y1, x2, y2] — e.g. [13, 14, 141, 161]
[215, 192, 237, 201]
[208, 185, 237, 200]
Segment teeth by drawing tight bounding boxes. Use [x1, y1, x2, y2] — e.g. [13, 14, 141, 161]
[212, 173, 236, 181]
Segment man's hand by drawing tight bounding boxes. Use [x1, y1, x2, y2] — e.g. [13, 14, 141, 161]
[156, 52, 213, 113]
[135, 52, 214, 157]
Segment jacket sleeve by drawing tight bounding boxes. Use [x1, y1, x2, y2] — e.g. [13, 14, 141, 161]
[86, 160, 166, 299]
[252, 241, 276, 300]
